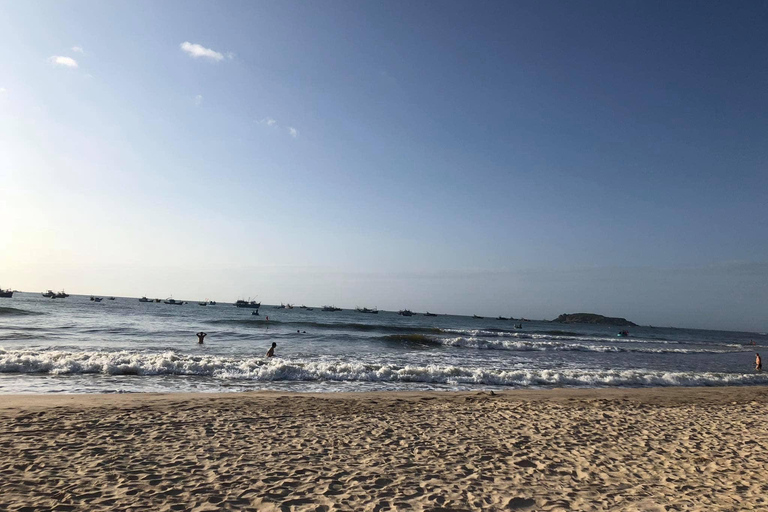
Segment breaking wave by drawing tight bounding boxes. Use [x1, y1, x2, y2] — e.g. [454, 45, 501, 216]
[0, 349, 765, 388]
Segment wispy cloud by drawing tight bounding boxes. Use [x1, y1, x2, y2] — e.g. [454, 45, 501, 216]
[180, 42, 225, 62]
[195, 95, 203, 106]
[288, 127, 299, 138]
[260, 117, 277, 126]
[48, 56, 78, 68]
[71, 46, 84, 53]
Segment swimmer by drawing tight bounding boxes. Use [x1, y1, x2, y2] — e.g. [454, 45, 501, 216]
[196, 331, 207, 344]
[266, 342, 276, 358]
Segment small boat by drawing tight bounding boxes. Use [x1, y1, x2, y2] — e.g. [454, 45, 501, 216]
[0, 288, 12, 298]
[473, 315, 484, 319]
[276, 303, 286, 309]
[154, 298, 161, 303]
[198, 302, 207, 306]
[356, 307, 378, 314]
[94, 297, 103, 302]
[208, 300, 216, 305]
[322, 305, 342, 312]
[398, 309, 414, 316]
[287, 304, 294, 309]
[90, 296, 95, 301]
[139, 296, 151, 303]
[235, 299, 261, 309]
[424, 312, 437, 317]
[108, 297, 115, 300]
[305, 307, 314, 311]
[164, 298, 183, 305]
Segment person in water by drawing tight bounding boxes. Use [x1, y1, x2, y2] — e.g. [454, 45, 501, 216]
[196, 331, 207, 344]
[756, 353, 762, 371]
[266, 342, 276, 357]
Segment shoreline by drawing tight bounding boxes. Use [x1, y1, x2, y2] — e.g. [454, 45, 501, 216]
[2, 386, 767, 510]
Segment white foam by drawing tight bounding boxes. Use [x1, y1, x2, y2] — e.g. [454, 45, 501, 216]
[437, 336, 739, 354]
[0, 348, 765, 388]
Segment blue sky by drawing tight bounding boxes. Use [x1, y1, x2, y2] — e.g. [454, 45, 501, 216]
[1, 1, 766, 330]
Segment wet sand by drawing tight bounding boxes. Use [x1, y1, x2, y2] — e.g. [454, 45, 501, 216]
[1, 386, 767, 511]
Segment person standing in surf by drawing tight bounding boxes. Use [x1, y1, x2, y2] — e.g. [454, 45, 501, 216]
[197, 332, 207, 345]
[756, 353, 762, 371]
[266, 342, 276, 357]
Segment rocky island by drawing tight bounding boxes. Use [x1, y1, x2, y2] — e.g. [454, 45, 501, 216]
[552, 313, 637, 327]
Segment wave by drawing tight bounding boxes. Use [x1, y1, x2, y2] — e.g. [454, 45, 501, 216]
[206, 319, 443, 335]
[0, 349, 765, 388]
[0, 307, 43, 316]
[437, 337, 743, 354]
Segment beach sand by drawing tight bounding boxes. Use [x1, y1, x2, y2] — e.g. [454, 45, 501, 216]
[1, 387, 767, 511]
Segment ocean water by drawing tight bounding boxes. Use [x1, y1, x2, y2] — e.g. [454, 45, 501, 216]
[0, 293, 765, 394]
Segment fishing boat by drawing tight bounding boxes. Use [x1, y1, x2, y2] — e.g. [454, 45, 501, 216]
[356, 307, 378, 314]
[0, 288, 13, 298]
[208, 300, 216, 305]
[42, 290, 55, 298]
[235, 300, 261, 309]
[154, 298, 161, 303]
[322, 305, 342, 312]
[473, 315, 484, 319]
[398, 309, 414, 316]
[52, 291, 69, 299]
[164, 298, 183, 305]
[108, 297, 115, 300]
[139, 296, 151, 303]
[424, 312, 437, 317]
[93, 297, 103, 302]
[198, 302, 207, 306]
[276, 303, 286, 309]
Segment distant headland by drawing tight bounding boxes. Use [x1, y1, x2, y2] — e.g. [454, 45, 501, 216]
[552, 313, 637, 327]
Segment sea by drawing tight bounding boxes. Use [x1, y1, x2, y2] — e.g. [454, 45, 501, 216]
[0, 293, 766, 394]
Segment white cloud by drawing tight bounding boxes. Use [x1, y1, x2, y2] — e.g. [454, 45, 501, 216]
[260, 117, 277, 126]
[48, 56, 78, 68]
[226, 52, 236, 60]
[0, 88, 6, 94]
[71, 46, 84, 53]
[288, 127, 299, 138]
[195, 95, 203, 106]
[180, 42, 224, 61]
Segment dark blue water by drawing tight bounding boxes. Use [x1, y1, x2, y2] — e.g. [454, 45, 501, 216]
[0, 293, 765, 393]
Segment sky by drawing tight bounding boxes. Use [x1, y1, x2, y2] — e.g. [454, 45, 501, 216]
[1, 1, 766, 331]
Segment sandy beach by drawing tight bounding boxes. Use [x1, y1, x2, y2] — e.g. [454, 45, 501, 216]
[1, 387, 767, 511]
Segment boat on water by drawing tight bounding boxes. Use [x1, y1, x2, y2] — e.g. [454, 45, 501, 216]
[473, 314, 484, 319]
[198, 302, 207, 306]
[0, 288, 13, 298]
[208, 300, 216, 305]
[276, 303, 287, 309]
[398, 309, 415, 316]
[164, 298, 183, 305]
[356, 307, 378, 314]
[42, 290, 55, 298]
[497, 316, 509, 321]
[94, 297, 103, 302]
[322, 305, 342, 312]
[108, 297, 115, 300]
[305, 307, 314, 311]
[424, 312, 437, 317]
[154, 298, 161, 303]
[287, 304, 294, 309]
[235, 300, 261, 309]
[139, 296, 152, 303]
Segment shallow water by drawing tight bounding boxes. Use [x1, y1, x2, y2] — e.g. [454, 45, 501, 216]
[0, 293, 765, 393]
